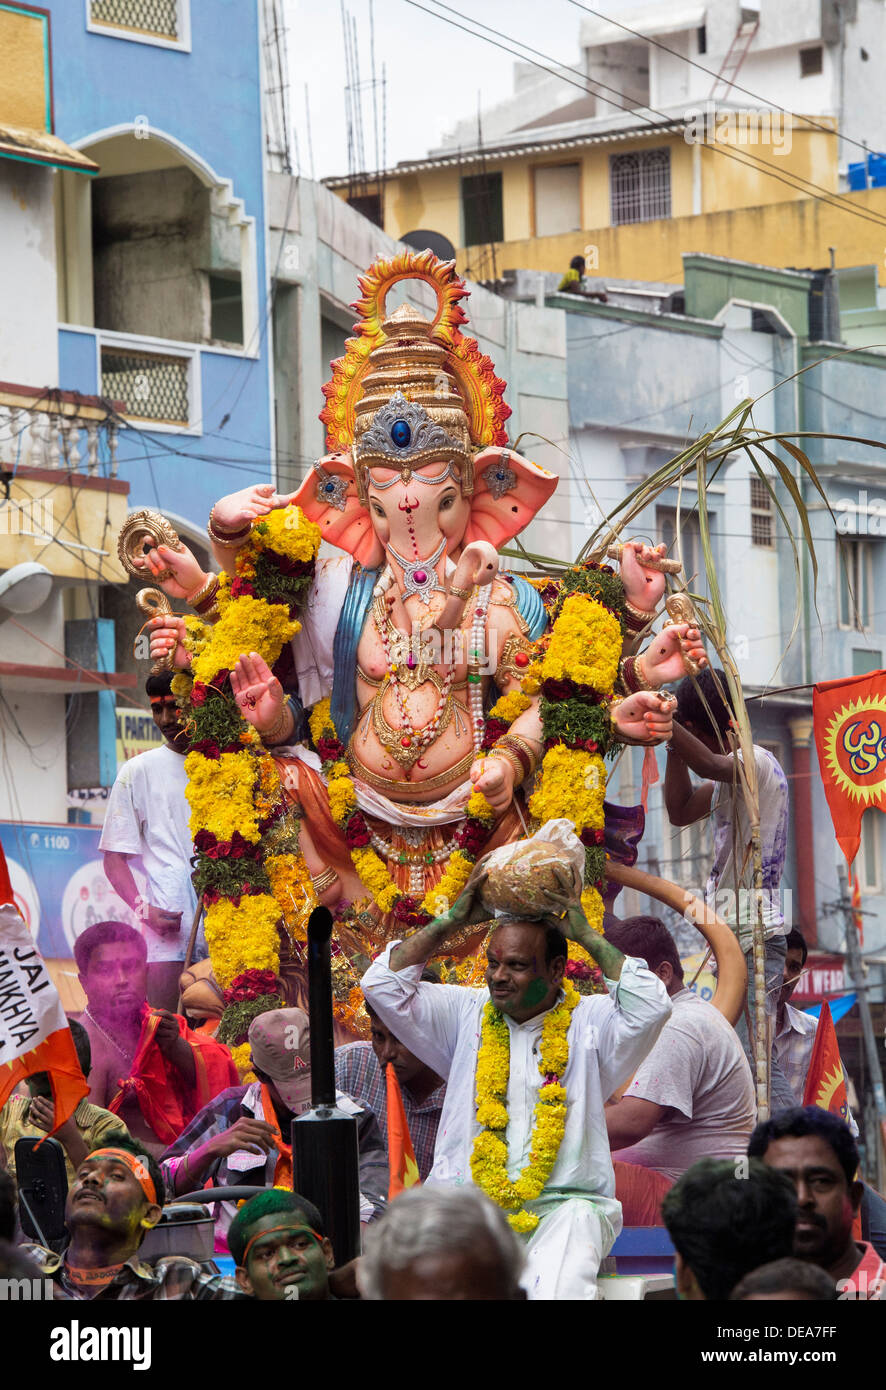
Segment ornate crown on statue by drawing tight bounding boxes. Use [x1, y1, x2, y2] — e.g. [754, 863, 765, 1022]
[319, 249, 512, 505]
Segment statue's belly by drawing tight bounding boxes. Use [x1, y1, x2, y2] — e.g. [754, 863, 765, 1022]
[351, 679, 478, 802]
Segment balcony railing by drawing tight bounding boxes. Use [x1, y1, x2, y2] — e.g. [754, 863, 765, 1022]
[0, 384, 119, 478]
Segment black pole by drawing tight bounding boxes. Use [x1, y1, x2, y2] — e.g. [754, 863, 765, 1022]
[292, 906, 361, 1264]
[306, 904, 337, 1106]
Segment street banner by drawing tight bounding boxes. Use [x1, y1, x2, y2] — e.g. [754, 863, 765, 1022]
[0, 843, 88, 1133]
[813, 670, 886, 865]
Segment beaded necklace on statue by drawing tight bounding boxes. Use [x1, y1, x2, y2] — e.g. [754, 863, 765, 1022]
[314, 575, 511, 927]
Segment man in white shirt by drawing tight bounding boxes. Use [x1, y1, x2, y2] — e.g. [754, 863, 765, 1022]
[361, 873, 671, 1301]
[101, 672, 199, 1010]
[604, 915, 755, 1182]
[664, 667, 794, 1109]
[774, 928, 858, 1135]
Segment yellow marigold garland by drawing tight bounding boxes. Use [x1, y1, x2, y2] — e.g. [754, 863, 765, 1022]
[470, 979, 581, 1232]
[180, 505, 322, 1041]
[540, 593, 622, 693]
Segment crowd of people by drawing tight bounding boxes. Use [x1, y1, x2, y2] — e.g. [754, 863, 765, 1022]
[1, 664, 883, 1303]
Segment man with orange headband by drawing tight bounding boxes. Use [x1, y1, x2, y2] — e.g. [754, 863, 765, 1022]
[101, 670, 202, 1010]
[229, 1189, 336, 1301]
[22, 1135, 244, 1299]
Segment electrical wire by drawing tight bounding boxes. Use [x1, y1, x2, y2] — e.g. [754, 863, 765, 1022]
[408, 0, 886, 233]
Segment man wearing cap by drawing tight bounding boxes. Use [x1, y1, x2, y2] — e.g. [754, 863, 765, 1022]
[22, 1134, 244, 1300]
[160, 1008, 388, 1250]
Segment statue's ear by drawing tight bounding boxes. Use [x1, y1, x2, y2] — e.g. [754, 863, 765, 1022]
[465, 447, 558, 549]
[294, 454, 384, 569]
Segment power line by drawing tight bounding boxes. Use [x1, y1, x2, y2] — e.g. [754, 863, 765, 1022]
[565, 0, 880, 162]
[408, 0, 886, 234]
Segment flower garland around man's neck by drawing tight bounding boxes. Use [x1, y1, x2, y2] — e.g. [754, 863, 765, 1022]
[525, 563, 626, 993]
[470, 979, 581, 1232]
[308, 688, 531, 931]
[172, 506, 321, 1070]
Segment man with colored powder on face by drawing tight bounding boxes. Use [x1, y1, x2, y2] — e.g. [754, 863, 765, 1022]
[75, 919, 238, 1158]
[21, 1134, 243, 1299]
[749, 1106, 884, 1299]
[229, 1190, 336, 1301]
[360, 870, 671, 1300]
[101, 670, 203, 1011]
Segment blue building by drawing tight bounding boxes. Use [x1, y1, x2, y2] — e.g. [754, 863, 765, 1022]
[49, 0, 274, 544]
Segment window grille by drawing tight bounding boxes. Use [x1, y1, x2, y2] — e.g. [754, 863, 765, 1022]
[750, 476, 774, 547]
[101, 347, 189, 427]
[89, 0, 179, 40]
[610, 148, 671, 226]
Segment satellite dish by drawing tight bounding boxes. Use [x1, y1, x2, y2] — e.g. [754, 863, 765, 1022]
[400, 229, 457, 262]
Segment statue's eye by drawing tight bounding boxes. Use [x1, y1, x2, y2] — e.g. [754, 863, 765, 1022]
[439, 494, 455, 511]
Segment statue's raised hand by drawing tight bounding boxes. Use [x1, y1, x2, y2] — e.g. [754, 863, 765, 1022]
[230, 651, 287, 737]
[211, 484, 300, 535]
[131, 541, 207, 602]
[639, 623, 707, 687]
[620, 542, 668, 614]
[612, 690, 676, 745]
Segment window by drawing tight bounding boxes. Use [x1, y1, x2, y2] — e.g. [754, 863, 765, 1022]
[610, 148, 671, 226]
[837, 538, 872, 630]
[346, 193, 383, 228]
[100, 343, 192, 428]
[208, 275, 244, 347]
[533, 163, 582, 238]
[658, 505, 703, 589]
[697, 25, 707, 55]
[461, 172, 503, 247]
[800, 46, 823, 77]
[852, 647, 882, 676]
[750, 476, 774, 547]
[87, 0, 189, 50]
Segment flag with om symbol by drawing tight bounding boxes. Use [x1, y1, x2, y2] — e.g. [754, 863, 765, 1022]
[813, 670, 886, 865]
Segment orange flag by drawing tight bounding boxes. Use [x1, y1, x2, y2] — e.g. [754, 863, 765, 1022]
[813, 670, 886, 866]
[802, 1000, 849, 1123]
[386, 1062, 420, 1199]
[0, 843, 88, 1134]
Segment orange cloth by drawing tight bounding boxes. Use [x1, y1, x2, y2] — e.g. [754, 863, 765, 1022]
[613, 1160, 674, 1226]
[108, 1006, 238, 1147]
[260, 1081, 292, 1188]
[386, 1063, 420, 1199]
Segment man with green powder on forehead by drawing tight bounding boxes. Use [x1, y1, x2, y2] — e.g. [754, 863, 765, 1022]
[229, 1190, 337, 1301]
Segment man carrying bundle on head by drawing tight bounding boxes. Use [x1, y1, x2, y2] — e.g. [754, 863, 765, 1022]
[361, 843, 672, 1301]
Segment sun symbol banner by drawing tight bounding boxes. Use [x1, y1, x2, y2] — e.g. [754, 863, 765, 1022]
[813, 670, 886, 866]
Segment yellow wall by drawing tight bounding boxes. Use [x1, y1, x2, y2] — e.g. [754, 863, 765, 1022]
[0, 7, 48, 131]
[467, 185, 886, 286]
[365, 122, 839, 251]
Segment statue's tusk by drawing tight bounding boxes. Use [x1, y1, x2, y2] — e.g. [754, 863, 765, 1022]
[604, 860, 747, 1026]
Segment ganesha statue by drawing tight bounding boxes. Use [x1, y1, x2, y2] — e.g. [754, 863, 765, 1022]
[138, 251, 703, 1037]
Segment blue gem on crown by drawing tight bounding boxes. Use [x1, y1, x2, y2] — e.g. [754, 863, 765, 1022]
[390, 419, 412, 449]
